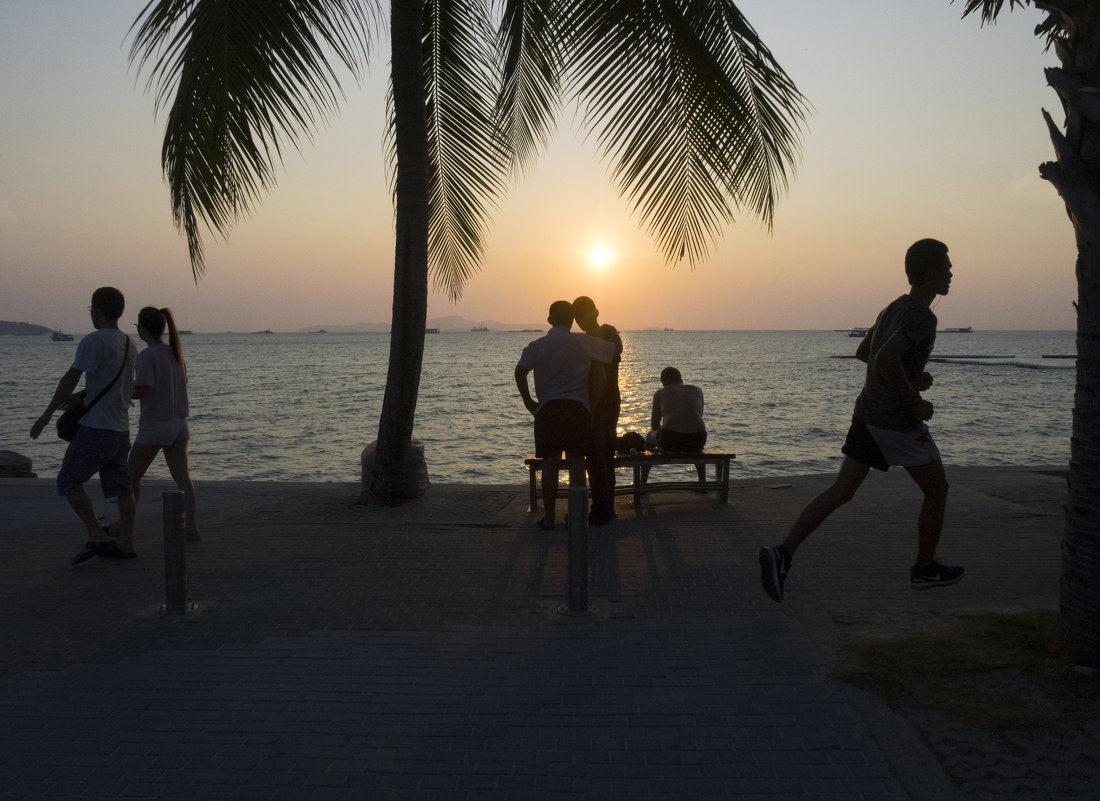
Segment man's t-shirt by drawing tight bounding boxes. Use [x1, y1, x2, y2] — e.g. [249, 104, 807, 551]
[517, 326, 615, 412]
[653, 383, 705, 434]
[854, 294, 937, 430]
[71, 328, 137, 432]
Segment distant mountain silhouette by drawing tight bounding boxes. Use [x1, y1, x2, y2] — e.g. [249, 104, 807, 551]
[0, 320, 54, 335]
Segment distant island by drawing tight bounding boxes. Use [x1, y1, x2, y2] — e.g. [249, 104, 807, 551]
[0, 320, 56, 336]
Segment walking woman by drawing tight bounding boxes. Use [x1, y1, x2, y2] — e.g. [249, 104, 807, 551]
[129, 306, 199, 540]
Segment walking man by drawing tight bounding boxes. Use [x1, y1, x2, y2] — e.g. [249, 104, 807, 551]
[516, 300, 615, 529]
[759, 239, 964, 601]
[31, 287, 139, 563]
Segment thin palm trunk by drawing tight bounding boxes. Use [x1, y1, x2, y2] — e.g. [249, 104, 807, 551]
[1062, 239, 1100, 667]
[368, 2, 430, 506]
[1037, 10, 1100, 667]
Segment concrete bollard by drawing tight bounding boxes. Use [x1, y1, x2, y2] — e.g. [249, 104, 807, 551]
[561, 479, 597, 616]
[162, 491, 187, 614]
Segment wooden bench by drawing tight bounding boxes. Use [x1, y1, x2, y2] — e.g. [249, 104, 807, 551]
[525, 449, 735, 511]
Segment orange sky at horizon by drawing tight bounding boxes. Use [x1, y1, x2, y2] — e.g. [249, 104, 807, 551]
[0, 1, 1080, 335]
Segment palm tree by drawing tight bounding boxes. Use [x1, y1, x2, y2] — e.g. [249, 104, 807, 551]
[128, 0, 808, 505]
[959, 0, 1100, 668]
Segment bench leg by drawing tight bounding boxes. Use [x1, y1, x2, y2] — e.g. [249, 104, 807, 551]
[633, 464, 643, 509]
[528, 465, 539, 512]
[718, 461, 730, 503]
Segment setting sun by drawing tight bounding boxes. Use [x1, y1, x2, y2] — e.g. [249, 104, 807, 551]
[590, 246, 611, 269]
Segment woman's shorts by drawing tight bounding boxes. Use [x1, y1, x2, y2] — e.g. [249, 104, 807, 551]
[135, 418, 190, 447]
[842, 416, 940, 471]
[534, 400, 591, 458]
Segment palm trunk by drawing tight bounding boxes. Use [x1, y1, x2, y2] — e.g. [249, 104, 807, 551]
[1041, 27, 1100, 665]
[366, 2, 429, 506]
[1062, 242, 1100, 669]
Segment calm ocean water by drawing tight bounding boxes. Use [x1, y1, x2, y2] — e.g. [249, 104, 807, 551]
[1, 329, 1075, 485]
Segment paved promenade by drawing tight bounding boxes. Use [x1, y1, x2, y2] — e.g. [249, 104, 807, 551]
[0, 465, 1089, 800]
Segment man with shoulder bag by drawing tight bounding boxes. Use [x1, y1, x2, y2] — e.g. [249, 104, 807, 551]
[31, 287, 139, 564]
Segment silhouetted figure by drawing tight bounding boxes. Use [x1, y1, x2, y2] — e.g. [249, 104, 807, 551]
[572, 296, 623, 525]
[126, 306, 199, 541]
[759, 239, 964, 602]
[30, 287, 138, 563]
[516, 301, 615, 529]
[647, 366, 707, 483]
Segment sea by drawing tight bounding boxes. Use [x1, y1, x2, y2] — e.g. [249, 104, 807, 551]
[1, 329, 1076, 485]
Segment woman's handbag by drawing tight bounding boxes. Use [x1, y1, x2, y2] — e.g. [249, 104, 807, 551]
[56, 339, 130, 441]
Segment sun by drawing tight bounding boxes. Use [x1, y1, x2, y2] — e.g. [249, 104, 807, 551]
[590, 246, 611, 269]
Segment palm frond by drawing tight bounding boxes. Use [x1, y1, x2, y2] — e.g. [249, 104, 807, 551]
[494, 0, 567, 176]
[129, 0, 378, 279]
[955, 0, 1031, 26]
[563, 0, 808, 267]
[423, 0, 510, 300]
[955, 0, 1065, 53]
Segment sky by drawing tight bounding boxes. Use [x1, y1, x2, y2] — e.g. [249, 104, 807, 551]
[0, 1, 1080, 334]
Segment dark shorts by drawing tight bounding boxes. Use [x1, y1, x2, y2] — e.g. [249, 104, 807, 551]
[841, 417, 890, 472]
[534, 400, 591, 458]
[57, 425, 132, 497]
[656, 429, 707, 451]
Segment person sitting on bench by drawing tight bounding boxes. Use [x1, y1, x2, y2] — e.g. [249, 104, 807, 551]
[645, 366, 707, 483]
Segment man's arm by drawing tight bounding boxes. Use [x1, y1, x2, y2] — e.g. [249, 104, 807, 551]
[30, 368, 83, 439]
[515, 365, 538, 414]
[650, 391, 662, 431]
[873, 332, 933, 420]
[855, 328, 873, 363]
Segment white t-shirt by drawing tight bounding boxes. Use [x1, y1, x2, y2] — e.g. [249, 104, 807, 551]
[135, 342, 189, 423]
[71, 328, 137, 432]
[517, 326, 614, 411]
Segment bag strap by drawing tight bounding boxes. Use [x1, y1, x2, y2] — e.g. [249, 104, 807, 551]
[81, 337, 131, 414]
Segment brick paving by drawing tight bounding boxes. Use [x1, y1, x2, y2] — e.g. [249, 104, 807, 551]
[0, 466, 1088, 800]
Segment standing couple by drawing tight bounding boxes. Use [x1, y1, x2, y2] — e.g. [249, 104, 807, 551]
[515, 296, 623, 528]
[30, 287, 199, 565]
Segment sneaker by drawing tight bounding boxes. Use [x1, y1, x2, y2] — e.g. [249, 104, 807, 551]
[759, 545, 791, 602]
[910, 560, 965, 590]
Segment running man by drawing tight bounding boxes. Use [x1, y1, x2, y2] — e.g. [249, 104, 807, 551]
[759, 239, 964, 601]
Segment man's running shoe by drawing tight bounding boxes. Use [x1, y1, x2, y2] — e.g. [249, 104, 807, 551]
[759, 545, 791, 602]
[910, 560, 965, 590]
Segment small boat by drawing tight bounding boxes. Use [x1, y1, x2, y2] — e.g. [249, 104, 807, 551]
[426, 327, 440, 334]
[847, 327, 869, 338]
[471, 325, 489, 332]
[942, 326, 973, 333]
[51, 332, 74, 341]
[178, 329, 194, 335]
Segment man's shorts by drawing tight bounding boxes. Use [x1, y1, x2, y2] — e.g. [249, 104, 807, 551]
[656, 428, 707, 451]
[842, 416, 940, 472]
[57, 425, 132, 498]
[135, 418, 190, 447]
[534, 400, 591, 458]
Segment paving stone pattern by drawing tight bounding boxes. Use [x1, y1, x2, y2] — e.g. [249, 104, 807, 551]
[1, 467, 1094, 800]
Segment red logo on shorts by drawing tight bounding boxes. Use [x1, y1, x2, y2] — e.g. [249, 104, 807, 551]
[915, 428, 930, 446]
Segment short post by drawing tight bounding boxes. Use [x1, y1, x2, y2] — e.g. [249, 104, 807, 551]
[162, 491, 187, 615]
[560, 464, 597, 616]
